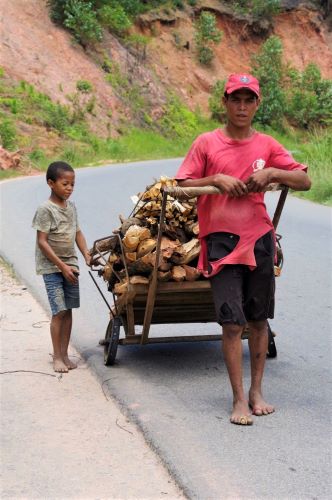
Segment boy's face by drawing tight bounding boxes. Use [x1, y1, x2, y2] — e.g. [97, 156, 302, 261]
[223, 89, 260, 129]
[48, 171, 75, 201]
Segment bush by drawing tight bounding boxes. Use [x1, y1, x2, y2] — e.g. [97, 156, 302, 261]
[194, 11, 222, 66]
[285, 64, 332, 128]
[63, 0, 102, 46]
[234, 0, 280, 20]
[98, 4, 132, 36]
[76, 80, 93, 93]
[0, 118, 17, 150]
[208, 79, 227, 121]
[251, 36, 285, 127]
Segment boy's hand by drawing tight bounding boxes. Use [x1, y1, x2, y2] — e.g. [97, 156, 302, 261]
[62, 265, 79, 284]
[85, 252, 92, 267]
[214, 173, 248, 197]
[245, 169, 273, 192]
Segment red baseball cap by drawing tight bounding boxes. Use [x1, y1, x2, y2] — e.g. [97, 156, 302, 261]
[224, 73, 260, 97]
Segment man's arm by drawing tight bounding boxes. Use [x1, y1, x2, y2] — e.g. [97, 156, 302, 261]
[245, 168, 311, 193]
[76, 230, 91, 266]
[178, 173, 248, 197]
[37, 231, 78, 284]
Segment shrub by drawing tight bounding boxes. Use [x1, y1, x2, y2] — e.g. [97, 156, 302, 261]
[0, 118, 17, 150]
[194, 11, 222, 66]
[208, 79, 227, 121]
[63, 0, 103, 46]
[233, 0, 280, 20]
[285, 64, 332, 128]
[251, 36, 285, 127]
[98, 4, 132, 36]
[76, 80, 93, 93]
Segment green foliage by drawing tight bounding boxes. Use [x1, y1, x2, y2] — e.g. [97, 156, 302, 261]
[251, 36, 285, 127]
[98, 4, 132, 35]
[76, 80, 93, 93]
[233, 0, 280, 19]
[0, 118, 17, 150]
[194, 11, 222, 66]
[285, 64, 332, 129]
[208, 79, 227, 121]
[64, 1, 102, 46]
[158, 94, 200, 139]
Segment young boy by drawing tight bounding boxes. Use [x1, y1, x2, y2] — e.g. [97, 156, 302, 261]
[32, 161, 91, 373]
[176, 74, 311, 425]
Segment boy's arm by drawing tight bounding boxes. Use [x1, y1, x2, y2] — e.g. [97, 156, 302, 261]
[75, 230, 91, 266]
[177, 174, 248, 198]
[37, 231, 78, 284]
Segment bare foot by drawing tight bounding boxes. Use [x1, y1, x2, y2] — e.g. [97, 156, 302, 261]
[63, 356, 77, 370]
[230, 400, 253, 426]
[249, 389, 275, 416]
[53, 357, 69, 373]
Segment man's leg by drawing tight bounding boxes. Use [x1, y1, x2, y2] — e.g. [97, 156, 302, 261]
[248, 320, 275, 415]
[60, 309, 77, 370]
[222, 324, 253, 425]
[50, 311, 68, 373]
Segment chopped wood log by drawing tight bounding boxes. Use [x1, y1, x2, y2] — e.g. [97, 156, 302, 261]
[125, 252, 137, 263]
[178, 238, 200, 264]
[103, 263, 113, 282]
[129, 276, 149, 285]
[127, 258, 153, 276]
[136, 238, 157, 258]
[183, 264, 201, 281]
[157, 270, 172, 281]
[171, 265, 186, 282]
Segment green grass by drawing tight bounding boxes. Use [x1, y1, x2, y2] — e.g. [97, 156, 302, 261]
[1, 72, 331, 205]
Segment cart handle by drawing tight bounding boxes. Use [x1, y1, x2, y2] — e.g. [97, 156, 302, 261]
[163, 183, 285, 199]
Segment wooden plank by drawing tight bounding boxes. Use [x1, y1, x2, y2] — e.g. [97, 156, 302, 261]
[120, 334, 223, 345]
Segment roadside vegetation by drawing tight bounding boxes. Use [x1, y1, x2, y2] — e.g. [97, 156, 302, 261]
[1, 12, 331, 206]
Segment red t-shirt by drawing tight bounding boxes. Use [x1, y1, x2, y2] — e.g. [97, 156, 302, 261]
[176, 129, 307, 277]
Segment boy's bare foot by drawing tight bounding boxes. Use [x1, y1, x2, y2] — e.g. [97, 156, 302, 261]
[249, 389, 275, 416]
[230, 400, 253, 426]
[63, 356, 77, 370]
[53, 358, 69, 373]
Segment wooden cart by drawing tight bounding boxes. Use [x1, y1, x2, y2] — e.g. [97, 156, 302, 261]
[89, 184, 288, 366]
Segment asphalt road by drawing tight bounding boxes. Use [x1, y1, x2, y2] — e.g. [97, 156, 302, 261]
[1, 160, 331, 499]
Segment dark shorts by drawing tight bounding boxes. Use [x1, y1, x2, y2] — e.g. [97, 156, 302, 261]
[43, 272, 80, 316]
[207, 231, 275, 326]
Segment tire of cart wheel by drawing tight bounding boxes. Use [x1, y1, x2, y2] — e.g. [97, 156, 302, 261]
[104, 317, 121, 366]
[267, 322, 277, 358]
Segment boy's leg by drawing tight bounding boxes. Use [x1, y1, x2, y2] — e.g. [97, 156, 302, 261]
[248, 320, 275, 415]
[222, 324, 253, 425]
[60, 309, 77, 370]
[50, 311, 68, 373]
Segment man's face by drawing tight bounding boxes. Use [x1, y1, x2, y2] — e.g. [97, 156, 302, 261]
[223, 89, 260, 128]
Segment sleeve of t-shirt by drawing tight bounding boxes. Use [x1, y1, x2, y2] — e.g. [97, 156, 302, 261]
[267, 137, 308, 172]
[73, 203, 81, 233]
[175, 135, 207, 180]
[31, 205, 52, 234]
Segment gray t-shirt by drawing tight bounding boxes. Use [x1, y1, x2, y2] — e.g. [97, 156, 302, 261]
[32, 200, 80, 275]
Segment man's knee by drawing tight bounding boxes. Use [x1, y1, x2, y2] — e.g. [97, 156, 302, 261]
[222, 323, 244, 339]
[248, 320, 267, 335]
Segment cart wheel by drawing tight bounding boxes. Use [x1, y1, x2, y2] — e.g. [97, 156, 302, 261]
[267, 322, 277, 358]
[104, 317, 121, 366]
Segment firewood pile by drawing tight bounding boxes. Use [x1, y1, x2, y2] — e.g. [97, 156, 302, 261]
[90, 176, 203, 294]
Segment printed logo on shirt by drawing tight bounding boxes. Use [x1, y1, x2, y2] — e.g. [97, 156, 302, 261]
[252, 158, 266, 172]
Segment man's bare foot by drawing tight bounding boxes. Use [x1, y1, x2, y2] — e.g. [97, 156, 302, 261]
[230, 400, 253, 426]
[53, 357, 69, 373]
[63, 356, 77, 370]
[249, 389, 275, 416]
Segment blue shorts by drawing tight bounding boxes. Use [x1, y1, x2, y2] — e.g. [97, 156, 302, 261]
[43, 272, 80, 316]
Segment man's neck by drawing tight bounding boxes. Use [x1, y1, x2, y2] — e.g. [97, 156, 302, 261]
[223, 124, 255, 140]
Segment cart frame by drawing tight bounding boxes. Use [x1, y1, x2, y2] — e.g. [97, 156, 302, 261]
[89, 184, 288, 365]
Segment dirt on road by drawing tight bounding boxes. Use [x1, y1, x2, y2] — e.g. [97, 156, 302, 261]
[0, 262, 184, 499]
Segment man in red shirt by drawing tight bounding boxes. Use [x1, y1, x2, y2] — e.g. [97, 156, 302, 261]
[176, 73, 311, 425]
